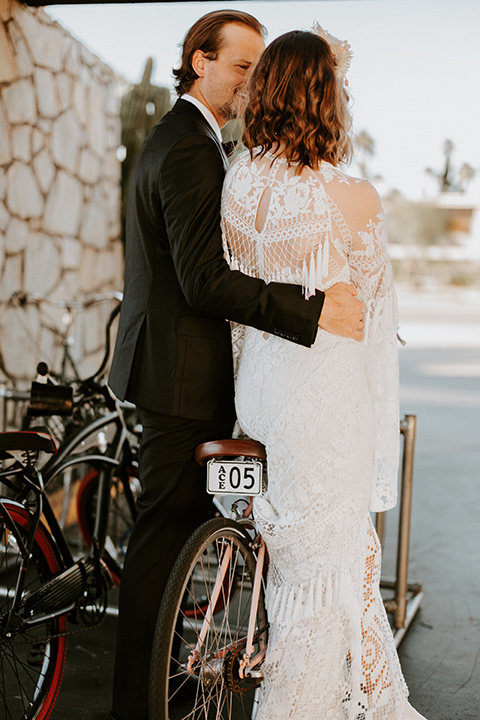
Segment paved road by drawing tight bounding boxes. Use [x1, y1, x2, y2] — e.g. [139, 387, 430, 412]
[50, 288, 480, 720]
[394, 288, 480, 720]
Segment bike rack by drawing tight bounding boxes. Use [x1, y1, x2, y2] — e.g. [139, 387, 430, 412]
[0, 383, 30, 432]
[376, 414, 424, 647]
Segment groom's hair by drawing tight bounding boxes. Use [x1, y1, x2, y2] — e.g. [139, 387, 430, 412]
[243, 30, 353, 170]
[173, 10, 266, 96]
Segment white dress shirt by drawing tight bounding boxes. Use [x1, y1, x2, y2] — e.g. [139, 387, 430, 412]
[181, 94, 223, 144]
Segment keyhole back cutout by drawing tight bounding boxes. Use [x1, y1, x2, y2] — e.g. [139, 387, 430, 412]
[254, 186, 272, 234]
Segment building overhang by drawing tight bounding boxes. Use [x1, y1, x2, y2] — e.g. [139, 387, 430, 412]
[20, 0, 287, 5]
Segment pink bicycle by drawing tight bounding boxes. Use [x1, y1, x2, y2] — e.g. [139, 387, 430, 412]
[149, 439, 269, 720]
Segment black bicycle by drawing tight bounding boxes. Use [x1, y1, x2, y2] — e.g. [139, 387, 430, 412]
[0, 301, 142, 719]
[0, 389, 140, 720]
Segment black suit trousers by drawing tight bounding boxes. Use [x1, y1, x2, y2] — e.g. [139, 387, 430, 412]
[111, 407, 235, 720]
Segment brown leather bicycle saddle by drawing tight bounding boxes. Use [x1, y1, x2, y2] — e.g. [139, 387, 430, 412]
[195, 438, 266, 465]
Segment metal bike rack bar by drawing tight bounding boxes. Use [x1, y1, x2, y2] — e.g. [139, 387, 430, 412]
[376, 414, 424, 647]
[0, 383, 30, 432]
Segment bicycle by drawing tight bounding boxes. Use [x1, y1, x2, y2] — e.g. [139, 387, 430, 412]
[149, 438, 269, 720]
[0, 361, 142, 718]
[7, 290, 124, 445]
[8, 290, 124, 388]
[0, 426, 120, 719]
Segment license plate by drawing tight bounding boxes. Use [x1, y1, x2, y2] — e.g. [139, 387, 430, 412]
[206, 459, 262, 496]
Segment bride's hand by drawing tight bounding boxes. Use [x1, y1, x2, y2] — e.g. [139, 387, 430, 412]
[318, 282, 364, 341]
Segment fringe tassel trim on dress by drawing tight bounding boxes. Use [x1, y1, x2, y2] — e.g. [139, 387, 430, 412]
[265, 567, 358, 625]
[302, 238, 330, 299]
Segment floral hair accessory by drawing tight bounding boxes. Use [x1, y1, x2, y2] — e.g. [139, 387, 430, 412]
[311, 22, 352, 84]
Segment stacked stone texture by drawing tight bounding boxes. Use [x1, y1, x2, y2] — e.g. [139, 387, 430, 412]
[0, 0, 123, 386]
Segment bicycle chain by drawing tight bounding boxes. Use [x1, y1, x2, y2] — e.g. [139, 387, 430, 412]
[2, 600, 108, 646]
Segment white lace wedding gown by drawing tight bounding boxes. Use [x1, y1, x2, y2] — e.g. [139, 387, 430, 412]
[221, 151, 416, 720]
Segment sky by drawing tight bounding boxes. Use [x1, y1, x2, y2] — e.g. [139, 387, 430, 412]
[46, 0, 480, 201]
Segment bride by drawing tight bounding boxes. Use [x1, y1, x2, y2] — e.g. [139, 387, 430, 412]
[221, 27, 427, 720]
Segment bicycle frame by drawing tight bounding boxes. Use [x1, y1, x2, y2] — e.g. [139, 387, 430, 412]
[241, 538, 267, 675]
[187, 520, 268, 678]
[39, 409, 137, 570]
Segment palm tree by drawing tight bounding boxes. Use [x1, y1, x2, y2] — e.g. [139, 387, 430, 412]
[354, 130, 375, 181]
[354, 130, 383, 184]
[425, 139, 476, 193]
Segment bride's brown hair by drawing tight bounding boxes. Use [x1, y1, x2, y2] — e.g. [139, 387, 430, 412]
[243, 30, 353, 170]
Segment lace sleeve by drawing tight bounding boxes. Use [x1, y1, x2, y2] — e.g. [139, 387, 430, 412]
[348, 184, 400, 512]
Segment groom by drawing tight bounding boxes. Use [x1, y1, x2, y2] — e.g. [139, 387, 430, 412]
[108, 10, 363, 720]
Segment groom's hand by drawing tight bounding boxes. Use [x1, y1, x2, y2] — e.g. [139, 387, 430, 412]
[318, 282, 364, 341]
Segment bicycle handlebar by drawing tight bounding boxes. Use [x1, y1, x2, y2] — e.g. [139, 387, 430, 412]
[85, 303, 122, 384]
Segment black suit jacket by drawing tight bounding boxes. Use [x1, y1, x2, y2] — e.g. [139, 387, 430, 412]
[109, 99, 325, 422]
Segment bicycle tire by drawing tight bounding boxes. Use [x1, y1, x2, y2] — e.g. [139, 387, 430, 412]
[0, 502, 68, 720]
[149, 517, 268, 720]
[76, 464, 140, 585]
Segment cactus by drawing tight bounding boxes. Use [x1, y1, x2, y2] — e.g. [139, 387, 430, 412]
[120, 58, 172, 244]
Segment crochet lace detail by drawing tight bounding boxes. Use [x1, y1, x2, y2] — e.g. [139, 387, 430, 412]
[221, 151, 408, 719]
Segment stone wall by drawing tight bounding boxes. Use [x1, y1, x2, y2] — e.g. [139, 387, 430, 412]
[0, 0, 123, 389]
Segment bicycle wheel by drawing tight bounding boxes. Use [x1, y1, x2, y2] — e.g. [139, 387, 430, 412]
[149, 518, 268, 720]
[76, 463, 140, 585]
[0, 502, 68, 720]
